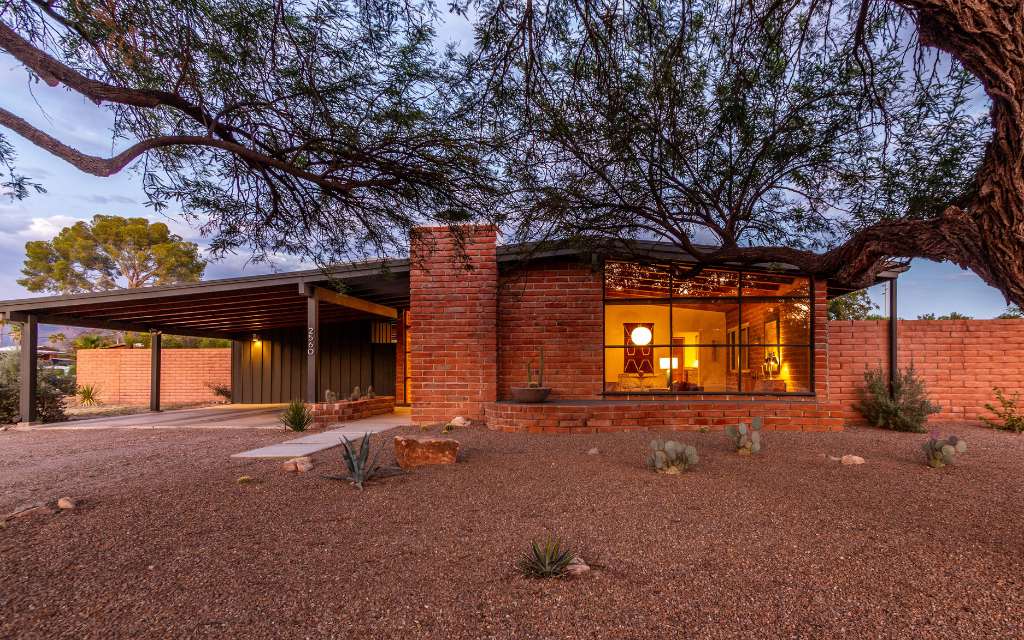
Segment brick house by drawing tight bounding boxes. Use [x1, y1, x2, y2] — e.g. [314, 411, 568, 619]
[3, 224, 1020, 428]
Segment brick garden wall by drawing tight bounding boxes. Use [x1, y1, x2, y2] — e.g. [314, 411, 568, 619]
[76, 348, 232, 406]
[829, 320, 1024, 425]
[409, 225, 498, 424]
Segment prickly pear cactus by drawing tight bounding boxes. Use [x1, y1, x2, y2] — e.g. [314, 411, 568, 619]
[646, 439, 698, 474]
[922, 432, 967, 468]
[726, 417, 764, 455]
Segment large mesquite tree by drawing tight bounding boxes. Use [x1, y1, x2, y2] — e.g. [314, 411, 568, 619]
[457, 0, 1022, 301]
[0, 0, 1022, 303]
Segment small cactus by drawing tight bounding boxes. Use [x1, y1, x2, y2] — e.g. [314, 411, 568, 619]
[922, 432, 967, 468]
[324, 389, 337, 403]
[646, 439, 699, 474]
[366, 386, 375, 399]
[349, 386, 361, 401]
[725, 417, 763, 455]
[527, 347, 546, 388]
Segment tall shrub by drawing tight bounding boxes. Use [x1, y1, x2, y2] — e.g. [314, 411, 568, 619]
[855, 366, 940, 433]
[0, 352, 69, 424]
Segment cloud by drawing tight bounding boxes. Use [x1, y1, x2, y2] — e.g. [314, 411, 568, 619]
[81, 194, 138, 205]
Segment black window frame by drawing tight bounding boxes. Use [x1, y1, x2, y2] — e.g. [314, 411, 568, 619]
[601, 261, 815, 396]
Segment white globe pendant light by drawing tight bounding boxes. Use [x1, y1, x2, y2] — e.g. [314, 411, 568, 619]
[630, 325, 652, 346]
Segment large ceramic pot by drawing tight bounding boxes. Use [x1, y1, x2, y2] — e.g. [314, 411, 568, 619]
[510, 386, 551, 403]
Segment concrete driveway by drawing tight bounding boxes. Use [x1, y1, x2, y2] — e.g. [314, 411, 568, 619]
[38, 404, 288, 430]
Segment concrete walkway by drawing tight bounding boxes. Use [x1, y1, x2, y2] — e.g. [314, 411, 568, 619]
[231, 411, 412, 459]
[33, 404, 287, 430]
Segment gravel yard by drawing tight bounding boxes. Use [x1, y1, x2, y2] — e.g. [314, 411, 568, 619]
[1, 424, 1022, 639]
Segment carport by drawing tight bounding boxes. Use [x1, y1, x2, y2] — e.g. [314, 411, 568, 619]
[0, 260, 410, 423]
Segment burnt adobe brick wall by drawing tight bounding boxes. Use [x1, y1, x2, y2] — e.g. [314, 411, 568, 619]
[409, 225, 498, 424]
[828, 319, 1024, 425]
[497, 260, 604, 400]
[76, 348, 231, 406]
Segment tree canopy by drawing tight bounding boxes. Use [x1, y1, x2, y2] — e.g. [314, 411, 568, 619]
[19, 214, 206, 293]
[0, 0, 1022, 304]
[829, 290, 883, 320]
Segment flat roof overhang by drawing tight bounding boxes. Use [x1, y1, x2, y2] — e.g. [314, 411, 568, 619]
[0, 259, 411, 339]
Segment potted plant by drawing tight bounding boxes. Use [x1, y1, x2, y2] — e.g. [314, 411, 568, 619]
[511, 347, 551, 403]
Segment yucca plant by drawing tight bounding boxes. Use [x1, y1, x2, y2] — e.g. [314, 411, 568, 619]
[76, 384, 101, 407]
[517, 536, 576, 578]
[280, 399, 313, 432]
[336, 433, 382, 490]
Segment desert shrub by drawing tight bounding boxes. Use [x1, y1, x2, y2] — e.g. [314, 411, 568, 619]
[43, 369, 76, 396]
[982, 387, 1024, 433]
[518, 537, 576, 578]
[280, 399, 313, 432]
[855, 366, 940, 433]
[0, 353, 68, 423]
[206, 382, 232, 402]
[76, 384, 101, 406]
[922, 432, 967, 468]
[646, 439, 699, 473]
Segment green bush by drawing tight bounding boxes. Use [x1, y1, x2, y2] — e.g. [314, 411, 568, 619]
[0, 353, 68, 424]
[280, 399, 313, 432]
[982, 387, 1024, 433]
[855, 366, 940, 433]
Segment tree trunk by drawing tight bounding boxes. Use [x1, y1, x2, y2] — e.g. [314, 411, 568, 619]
[891, 0, 1024, 305]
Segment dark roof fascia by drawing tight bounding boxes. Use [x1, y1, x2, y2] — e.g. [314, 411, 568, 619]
[0, 257, 410, 315]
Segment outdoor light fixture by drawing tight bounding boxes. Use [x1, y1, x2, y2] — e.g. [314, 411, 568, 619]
[630, 326, 653, 346]
[252, 334, 261, 345]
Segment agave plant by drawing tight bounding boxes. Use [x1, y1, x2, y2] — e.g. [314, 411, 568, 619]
[280, 399, 313, 432]
[517, 536, 576, 578]
[337, 433, 382, 489]
[75, 384, 101, 407]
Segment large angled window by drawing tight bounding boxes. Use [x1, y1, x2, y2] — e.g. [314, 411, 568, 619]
[603, 261, 812, 394]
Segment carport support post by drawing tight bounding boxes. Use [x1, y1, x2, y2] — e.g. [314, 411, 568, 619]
[888, 278, 898, 398]
[150, 331, 162, 412]
[18, 314, 37, 424]
[306, 293, 319, 403]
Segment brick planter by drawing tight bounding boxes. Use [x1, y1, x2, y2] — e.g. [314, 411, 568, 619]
[484, 399, 843, 433]
[308, 396, 395, 429]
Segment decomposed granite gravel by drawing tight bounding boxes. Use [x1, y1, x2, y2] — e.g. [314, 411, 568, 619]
[1, 423, 1022, 639]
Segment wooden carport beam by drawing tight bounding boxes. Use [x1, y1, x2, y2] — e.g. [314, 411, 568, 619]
[299, 283, 398, 319]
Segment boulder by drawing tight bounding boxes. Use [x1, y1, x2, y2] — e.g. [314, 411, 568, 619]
[587, 447, 600, 456]
[394, 435, 460, 469]
[281, 456, 314, 473]
[840, 454, 866, 465]
[449, 416, 471, 428]
[565, 557, 591, 577]
[56, 497, 77, 510]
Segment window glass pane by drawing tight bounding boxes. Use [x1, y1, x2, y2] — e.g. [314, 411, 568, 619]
[605, 261, 671, 299]
[741, 298, 811, 345]
[605, 346, 672, 392]
[604, 303, 671, 345]
[670, 266, 739, 297]
[738, 346, 811, 393]
[742, 272, 810, 297]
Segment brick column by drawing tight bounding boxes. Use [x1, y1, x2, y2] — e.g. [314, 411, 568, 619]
[409, 225, 498, 424]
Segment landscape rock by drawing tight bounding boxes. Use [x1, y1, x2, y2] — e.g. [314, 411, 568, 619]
[394, 435, 460, 469]
[841, 455, 866, 465]
[281, 456, 314, 473]
[449, 416, 471, 428]
[56, 497, 77, 510]
[587, 447, 600, 455]
[566, 557, 591, 577]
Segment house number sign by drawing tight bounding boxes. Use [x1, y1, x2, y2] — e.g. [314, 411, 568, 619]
[307, 326, 316, 355]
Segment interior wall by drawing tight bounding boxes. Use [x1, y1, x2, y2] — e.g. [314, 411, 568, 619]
[231, 319, 396, 403]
